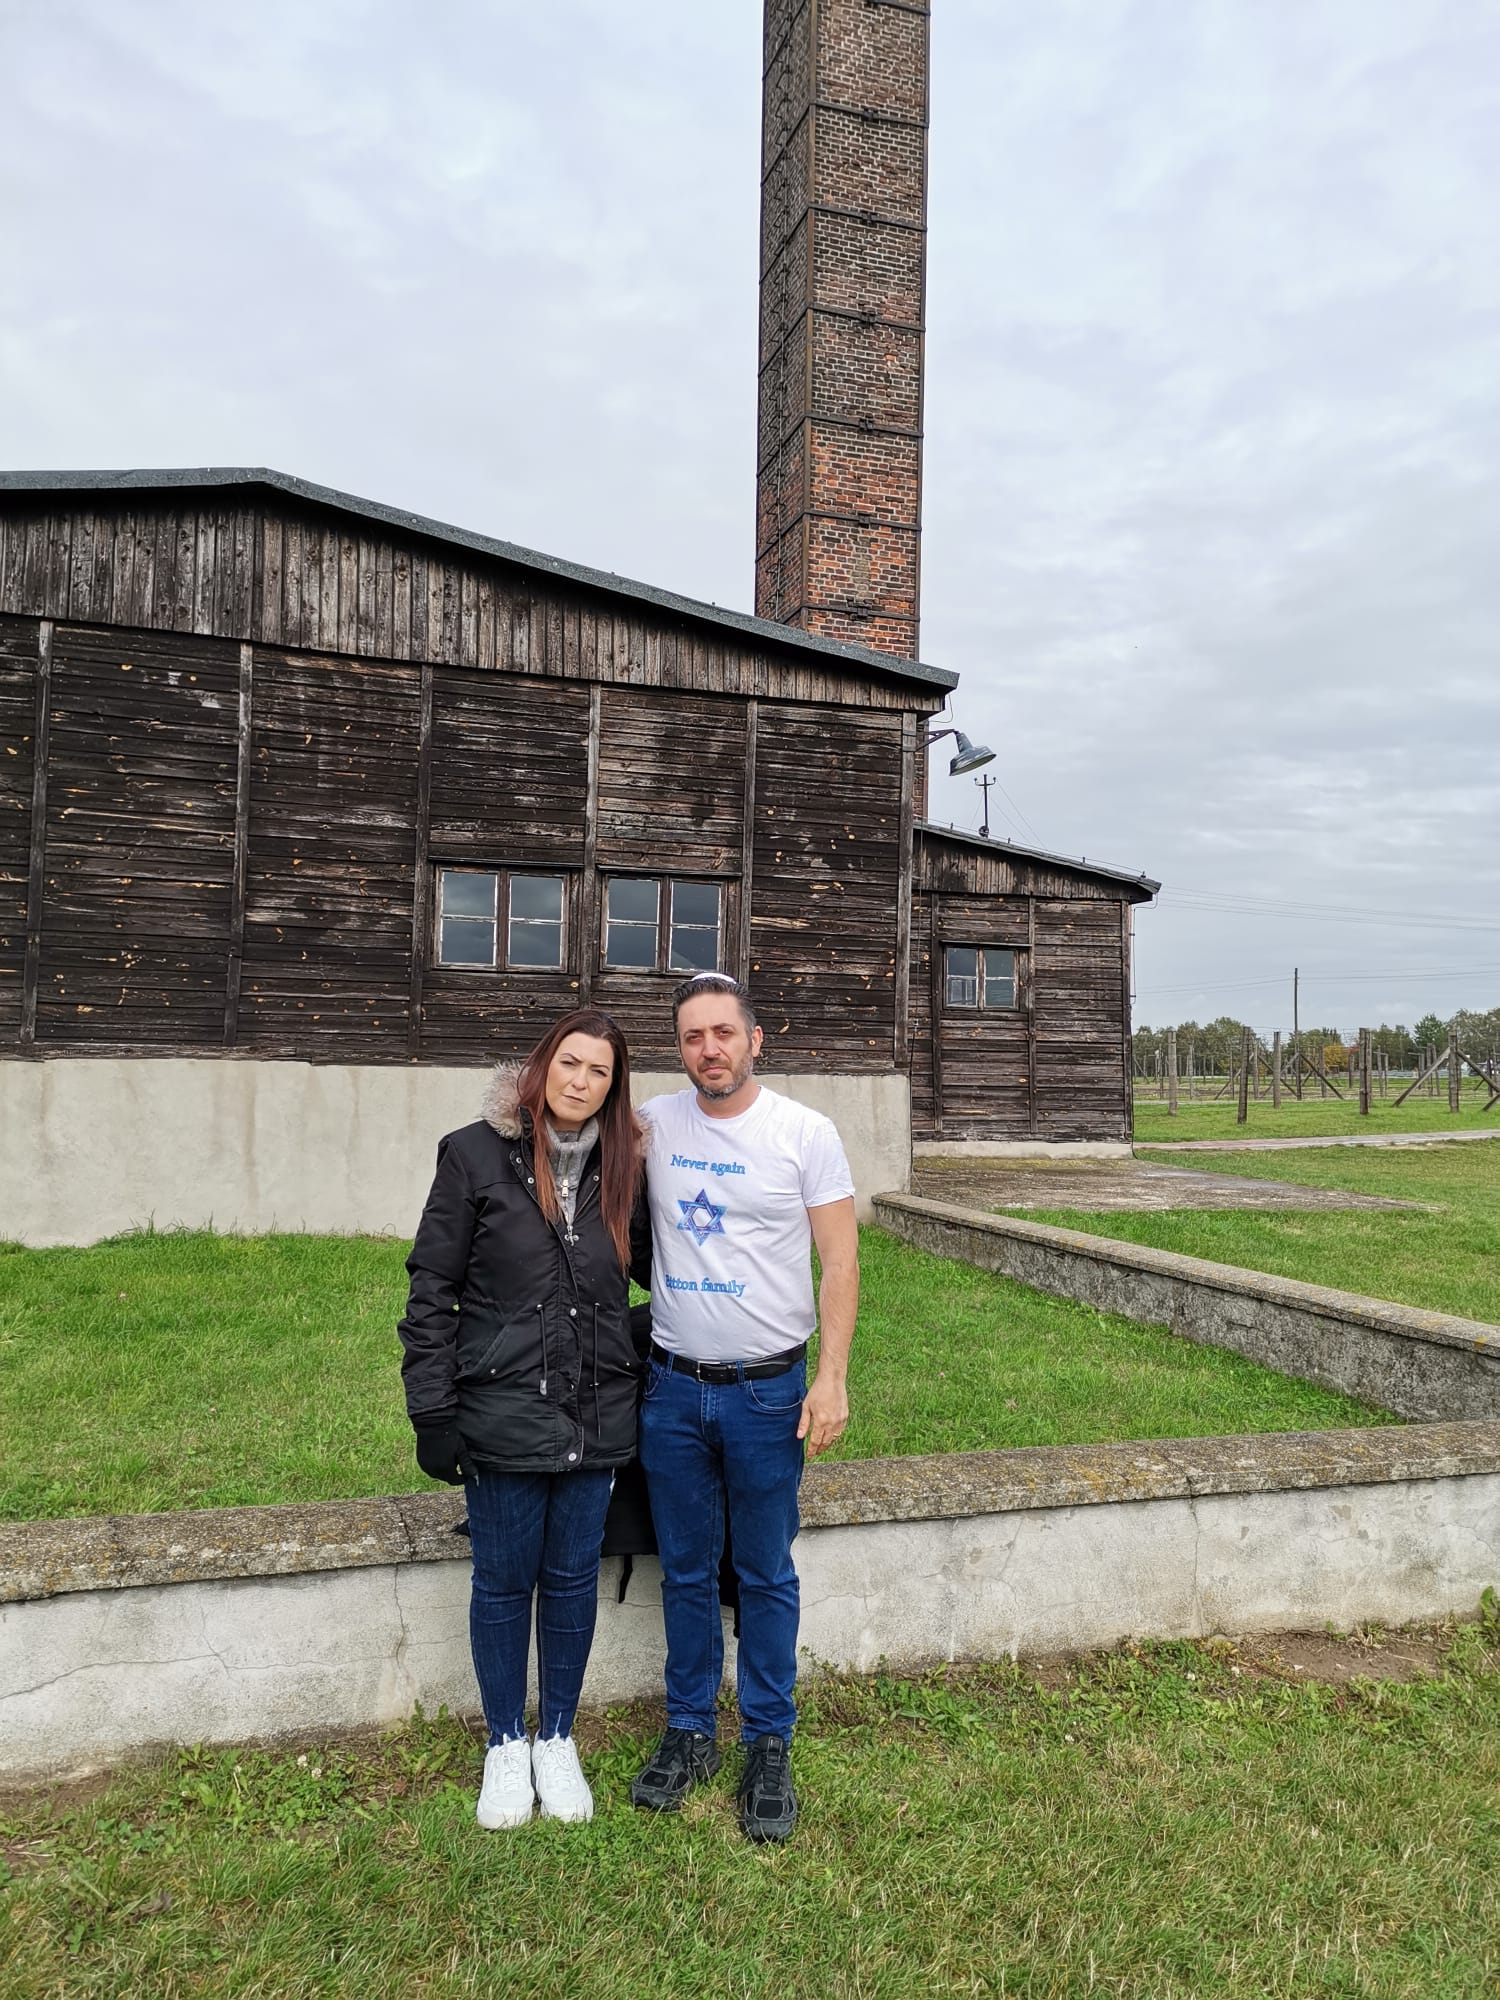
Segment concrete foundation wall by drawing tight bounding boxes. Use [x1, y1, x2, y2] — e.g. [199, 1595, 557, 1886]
[912, 1140, 1132, 1161]
[4, 1425, 1497, 1780]
[1, 1059, 911, 1247]
[875, 1193, 1500, 1424]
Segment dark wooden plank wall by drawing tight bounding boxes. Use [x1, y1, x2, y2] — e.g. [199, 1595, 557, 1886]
[910, 891, 1032, 1136]
[1032, 899, 1130, 1141]
[420, 668, 590, 1060]
[749, 702, 906, 1064]
[428, 667, 589, 867]
[0, 501, 932, 715]
[239, 648, 421, 1055]
[0, 614, 36, 1034]
[911, 887, 1133, 1142]
[596, 687, 747, 875]
[0, 620, 912, 1073]
[916, 841, 1120, 902]
[35, 625, 241, 1046]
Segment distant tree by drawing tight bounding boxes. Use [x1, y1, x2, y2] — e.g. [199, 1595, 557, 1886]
[1198, 1017, 1250, 1068]
[1452, 1007, 1500, 1067]
[1413, 1012, 1447, 1054]
[1372, 1023, 1414, 1065]
[1291, 1026, 1342, 1068]
[1132, 1025, 1166, 1068]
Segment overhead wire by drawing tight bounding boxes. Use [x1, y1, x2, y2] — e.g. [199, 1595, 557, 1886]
[1157, 886, 1500, 935]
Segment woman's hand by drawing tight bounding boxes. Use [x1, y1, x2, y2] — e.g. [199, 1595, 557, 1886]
[413, 1419, 466, 1485]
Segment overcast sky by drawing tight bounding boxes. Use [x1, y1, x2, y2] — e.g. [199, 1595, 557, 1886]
[5, 0, 1497, 1035]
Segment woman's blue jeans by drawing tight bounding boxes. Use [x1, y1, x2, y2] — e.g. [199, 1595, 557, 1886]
[464, 1466, 614, 1744]
[638, 1354, 806, 1742]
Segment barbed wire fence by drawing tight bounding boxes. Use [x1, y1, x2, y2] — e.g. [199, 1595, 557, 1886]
[1132, 1024, 1500, 1121]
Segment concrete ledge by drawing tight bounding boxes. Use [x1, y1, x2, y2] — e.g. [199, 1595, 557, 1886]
[4, 1429, 1498, 1779]
[7, 1423, 1500, 1606]
[874, 1192, 1500, 1423]
[0, 1493, 469, 1605]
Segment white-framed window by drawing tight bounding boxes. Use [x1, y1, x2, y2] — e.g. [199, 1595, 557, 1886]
[944, 945, 1021, 1010]
[603, 876, 660, 969]
[436, 869, 566, 970]
[668, 880, 721, 972]
[603, 876, 723, 973]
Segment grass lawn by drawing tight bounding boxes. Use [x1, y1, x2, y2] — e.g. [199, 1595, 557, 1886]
[1133, 1086, 1500, 1144]
[0, 1228, 1393, 1525]
[3, 1616, 1498, 2000]
[1021, 1141, 1500, 1325]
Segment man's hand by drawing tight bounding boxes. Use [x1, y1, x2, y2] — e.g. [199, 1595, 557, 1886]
[798, 1371, 849, 1457]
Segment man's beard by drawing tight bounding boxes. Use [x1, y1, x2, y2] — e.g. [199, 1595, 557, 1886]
[695, 1049, 755, 1100]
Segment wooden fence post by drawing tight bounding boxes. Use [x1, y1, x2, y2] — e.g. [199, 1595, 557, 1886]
[1449, 1027, 1461, 1113]
[1272, 1030, 1282, 1109]
[1359, 1028, 1371, 1116]
[1167, 1027, 1178, 1117]
[1237, 1028, 1251, 1124]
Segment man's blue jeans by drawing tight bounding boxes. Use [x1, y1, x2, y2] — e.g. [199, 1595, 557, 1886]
[638, 1353, 806, 1741]
[464, 1467, 614, 1744]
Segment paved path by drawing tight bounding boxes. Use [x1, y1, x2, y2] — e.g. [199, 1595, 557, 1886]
[1140, 1128, 1500, 1154]
[909, 1159, 1427, 1215]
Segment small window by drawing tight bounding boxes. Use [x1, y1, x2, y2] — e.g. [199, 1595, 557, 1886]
[439, 870, 499, 967]
[604, 877, 660, 968]
[436, 869, 566, 970]
[604, 876, 723, 973]
[944, 946, 979, 1008]
[669, 880, 721, 971]
[984, 950, 1017, 1009]
[508, 875, 564, 968]
[944, 945, 1021, 1010]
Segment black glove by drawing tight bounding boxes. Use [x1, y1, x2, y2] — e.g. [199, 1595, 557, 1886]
[413, 1419, 465, 1486]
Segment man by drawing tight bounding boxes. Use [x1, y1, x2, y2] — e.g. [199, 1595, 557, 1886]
[630, 971, 859, 1842]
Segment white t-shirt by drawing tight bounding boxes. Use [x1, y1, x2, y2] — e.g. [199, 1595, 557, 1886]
[640, 1085, 855, 1362]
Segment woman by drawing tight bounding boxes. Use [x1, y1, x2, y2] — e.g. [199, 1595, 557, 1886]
[398, 1009, 649, 1829]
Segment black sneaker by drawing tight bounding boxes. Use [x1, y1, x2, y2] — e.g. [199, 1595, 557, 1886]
[630, 1728, 721, 1812]
[737, 1733, 797, 1842]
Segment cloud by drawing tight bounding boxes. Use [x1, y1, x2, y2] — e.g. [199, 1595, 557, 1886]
[2, 0, 1496, 1032]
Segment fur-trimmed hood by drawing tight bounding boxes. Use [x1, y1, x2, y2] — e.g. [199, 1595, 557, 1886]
[480, 1063, 525, 1139]
[479, 1060, 649, 1157]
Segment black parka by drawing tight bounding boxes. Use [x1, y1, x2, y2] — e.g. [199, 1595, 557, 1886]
[398, 1067, 651, 1474]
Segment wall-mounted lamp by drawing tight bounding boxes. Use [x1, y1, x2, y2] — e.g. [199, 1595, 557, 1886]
[926, 726, 995, 776]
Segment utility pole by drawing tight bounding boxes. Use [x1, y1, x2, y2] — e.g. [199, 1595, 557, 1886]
[974, 773, 993, 839]
[1292, 966, 1302, 1100]
[1359, 1027, 1372, 1117]
[1167, 1027, 1178, 1117]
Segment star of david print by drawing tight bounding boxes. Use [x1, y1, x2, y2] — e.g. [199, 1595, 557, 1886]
[676, 1187, 727, 1247]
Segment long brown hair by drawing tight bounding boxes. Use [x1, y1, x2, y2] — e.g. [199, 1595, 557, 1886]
[514, 1008, 644, 1268]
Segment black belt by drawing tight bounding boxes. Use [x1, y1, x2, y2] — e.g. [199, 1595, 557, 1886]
[649, 1340, 807, 1385]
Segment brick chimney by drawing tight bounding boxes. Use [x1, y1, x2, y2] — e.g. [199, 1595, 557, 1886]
[756, 0, 929, 661]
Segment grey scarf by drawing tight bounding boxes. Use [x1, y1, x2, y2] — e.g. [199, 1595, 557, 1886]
[545, 1117, 599, 1236]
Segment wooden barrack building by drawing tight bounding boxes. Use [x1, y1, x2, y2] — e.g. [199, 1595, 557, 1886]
[0, 470, 1155, 1158]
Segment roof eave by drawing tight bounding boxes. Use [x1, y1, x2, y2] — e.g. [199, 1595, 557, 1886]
[0, 467, 959, 697]
[916, 820, 1160, 898]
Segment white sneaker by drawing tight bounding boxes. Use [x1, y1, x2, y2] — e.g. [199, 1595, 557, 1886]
[477, 1736, 534, 1829]
[532, 1734, 594, 1823]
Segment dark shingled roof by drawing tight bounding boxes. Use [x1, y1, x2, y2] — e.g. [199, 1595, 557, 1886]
[916, 821, 1160, 897]
[0, 466, 959, 696]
